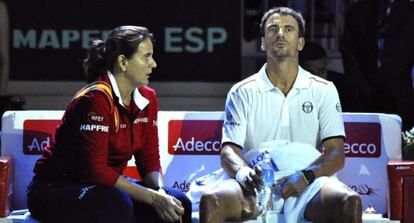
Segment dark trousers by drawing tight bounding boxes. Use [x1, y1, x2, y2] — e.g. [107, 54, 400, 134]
[27, 177, 192, 223]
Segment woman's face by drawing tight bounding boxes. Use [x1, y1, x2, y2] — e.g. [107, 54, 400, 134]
[124, 38, 157, 86]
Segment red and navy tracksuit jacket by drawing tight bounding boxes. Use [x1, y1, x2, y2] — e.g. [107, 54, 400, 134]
[34, 73, 161, 186]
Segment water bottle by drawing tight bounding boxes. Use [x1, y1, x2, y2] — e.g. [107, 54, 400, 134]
[262, 154, 274, 189]
[256, 153, 274, 213]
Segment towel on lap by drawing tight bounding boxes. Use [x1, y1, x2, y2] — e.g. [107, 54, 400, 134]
[187, 140, 338, 223]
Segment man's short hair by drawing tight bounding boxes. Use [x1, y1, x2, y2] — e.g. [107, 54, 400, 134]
[260, 7, 306, 38]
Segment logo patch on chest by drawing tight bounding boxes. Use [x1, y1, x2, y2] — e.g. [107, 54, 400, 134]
[134, 117, 149, 124]
[80, 124, 109, 132]
[302, 101, 313, 113]
[88, 112, 104, 122]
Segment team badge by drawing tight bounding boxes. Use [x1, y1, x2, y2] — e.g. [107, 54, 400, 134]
[302, 101, 313, 113]
[88, 112, 104, 122]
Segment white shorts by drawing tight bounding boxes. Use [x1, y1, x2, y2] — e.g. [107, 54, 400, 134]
[186, 140, 338, 222]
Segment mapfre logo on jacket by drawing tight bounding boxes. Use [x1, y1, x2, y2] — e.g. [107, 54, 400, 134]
[168, 120, 223, 155]
[79, 124, 109, 132]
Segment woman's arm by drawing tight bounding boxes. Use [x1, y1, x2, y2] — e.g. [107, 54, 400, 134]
[144, 171, 164, 189]
[114, 175, 184, 222]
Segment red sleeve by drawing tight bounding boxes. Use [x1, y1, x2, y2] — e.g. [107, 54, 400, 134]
[73, 92, 120, 186]
[134, 87, 162, 176]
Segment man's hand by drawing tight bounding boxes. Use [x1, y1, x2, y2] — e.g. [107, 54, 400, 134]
[150, 190, 184, 223]
[235, 165, 264, 193]
[277, 171, 308, 199]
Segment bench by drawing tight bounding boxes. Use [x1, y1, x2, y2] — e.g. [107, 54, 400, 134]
[0, 111, 402, 222]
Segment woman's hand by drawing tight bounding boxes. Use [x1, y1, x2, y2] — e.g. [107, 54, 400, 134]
[115, 176, 184, 222]
[149, 189, 185, 223]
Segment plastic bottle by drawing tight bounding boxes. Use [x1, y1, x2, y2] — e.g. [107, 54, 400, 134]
[256, 153, 274, 213]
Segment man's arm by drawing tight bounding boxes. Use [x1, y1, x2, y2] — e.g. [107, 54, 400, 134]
[220, 143, 244, 178]
[279, 137, 345, 198]
[306, 137, 345, 178]
[278, 137, 345, 198]
[221, 143, 263, 193]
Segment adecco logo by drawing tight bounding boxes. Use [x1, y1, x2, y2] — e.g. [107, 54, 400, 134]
[344, 122, 381, 158]
[23, 120, 60, 155]
[168, 120, 223, 155]
[171, 180, 191, 192]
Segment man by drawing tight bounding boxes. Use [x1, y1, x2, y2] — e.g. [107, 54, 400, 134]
[199, 7, 362, 223]
[341, 0, 414, 131]
[299, 41, 333, 80]
[299, 41, 367, 112]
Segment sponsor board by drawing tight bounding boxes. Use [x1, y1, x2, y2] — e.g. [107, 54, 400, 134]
[23, 120, 60, 155]
[168, 120, 223, 155]
[344, 122, 381, 158]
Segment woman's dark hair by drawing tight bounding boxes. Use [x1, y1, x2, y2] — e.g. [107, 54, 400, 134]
[260, 7, 305, 38]
[83, 26, 154, 83]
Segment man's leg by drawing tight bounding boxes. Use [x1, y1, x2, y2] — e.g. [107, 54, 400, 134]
[304, 180, 362, 223]
[199, 179, 261, 223]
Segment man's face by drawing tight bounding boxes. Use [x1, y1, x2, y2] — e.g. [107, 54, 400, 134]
[261, 13, 304, 59]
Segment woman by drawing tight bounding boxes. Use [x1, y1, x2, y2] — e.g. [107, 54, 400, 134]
[27, 26, 192, 223]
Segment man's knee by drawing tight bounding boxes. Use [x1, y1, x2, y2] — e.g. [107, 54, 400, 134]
[200, 192, 220, 211]
[341, 193, 362, 218]
[324, 192, 363, 223]
[200, 191, 256, 221]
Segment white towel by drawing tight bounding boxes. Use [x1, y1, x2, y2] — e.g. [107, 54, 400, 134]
[187, 140, 338, 223]
[243, 140, 338, 223]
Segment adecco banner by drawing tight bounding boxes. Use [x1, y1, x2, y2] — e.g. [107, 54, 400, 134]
[158, 112, 224, 192]
[338, 113, 402, 214]
[23, 120, 60, 155]
[1, 111, 402, 214]
[344, 122, 381, 158]
[1, 111, 64, 209]
[168, 120, 223, 155]
[6, 0, 241, 82]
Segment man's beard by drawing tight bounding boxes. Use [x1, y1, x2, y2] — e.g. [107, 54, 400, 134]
[270, 48, 292, 59]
